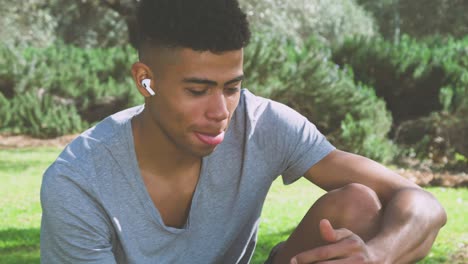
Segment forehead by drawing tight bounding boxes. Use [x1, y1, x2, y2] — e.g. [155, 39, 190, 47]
[177, 48, 244, 73]
[143, 46, 244, 80]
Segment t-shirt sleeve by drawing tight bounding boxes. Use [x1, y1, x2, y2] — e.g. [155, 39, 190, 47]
[254, 98, 335, 185]
[40, 163, 117, 264]
[280, 113, 335, 185]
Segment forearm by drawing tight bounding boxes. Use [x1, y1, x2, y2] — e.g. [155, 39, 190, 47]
[368, 188, 447, 264]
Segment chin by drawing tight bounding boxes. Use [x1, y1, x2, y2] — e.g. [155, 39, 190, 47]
[197, 148, 217, 157]
[191, 145, 218, 158]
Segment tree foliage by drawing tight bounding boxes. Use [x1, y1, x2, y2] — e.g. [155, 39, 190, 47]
[1, 0, 378, 49]
[0, 0, 57, 47]
[48, 0, 132, 48]
[357, 0, 468, 41]
[239, 0, 376, 46]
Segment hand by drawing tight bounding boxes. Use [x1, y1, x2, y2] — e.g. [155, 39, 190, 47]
[290, 219, 376, 264]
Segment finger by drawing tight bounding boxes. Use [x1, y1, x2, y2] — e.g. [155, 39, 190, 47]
[291, 236, 363, 264]
[319, 219, 335, 242]
[306, 256, 360, 264]
[313, 254, 368, 264]
[319, 219, 353, 242]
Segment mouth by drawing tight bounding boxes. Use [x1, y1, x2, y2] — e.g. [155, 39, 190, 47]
[194, 131, 225, 146]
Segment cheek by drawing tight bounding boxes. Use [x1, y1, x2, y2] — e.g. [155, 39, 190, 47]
[171, 101, 205, 129]
[151, 96, 186, 130]
[227, 95, 241, 115]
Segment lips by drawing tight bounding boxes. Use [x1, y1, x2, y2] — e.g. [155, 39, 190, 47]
[194, 131, 225, 146]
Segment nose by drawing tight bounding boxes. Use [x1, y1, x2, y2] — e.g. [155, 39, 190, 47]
[206, 92, 229, 122]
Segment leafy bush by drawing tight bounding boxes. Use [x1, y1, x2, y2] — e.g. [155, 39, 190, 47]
[30, 0, 376, 49]
[48, 0, 130, 48]
[394, 110, 468, 170]
[332, 35, 468, 124]
[357, 0, 468, 41]
[1, 38, 398, 162]
[0, 1, 131, 49]
[239, 0, 376, 47]
[0, 92, 11, 129]
[0, 90, 87, 138]
[333, 35, 468, 167]
[1, 0, 376, 50]
[340, 114, 397, 163]
[0, 43, 141, 137]
[244, 35, 396, 162]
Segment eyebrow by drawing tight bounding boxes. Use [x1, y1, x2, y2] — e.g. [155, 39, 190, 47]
[182, 75, 244, 86]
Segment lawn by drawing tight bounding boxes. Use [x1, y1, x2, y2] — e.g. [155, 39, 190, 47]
[0, 148, 466, 263]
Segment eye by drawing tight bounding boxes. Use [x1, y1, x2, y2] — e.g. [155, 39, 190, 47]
[225, 87, 240, 95]
[187, 89, 207, 96]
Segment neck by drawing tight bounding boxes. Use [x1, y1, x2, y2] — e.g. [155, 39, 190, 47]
[131, 109, 201, 179]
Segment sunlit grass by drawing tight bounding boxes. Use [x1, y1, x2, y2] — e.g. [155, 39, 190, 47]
[0, 148, 60, 264]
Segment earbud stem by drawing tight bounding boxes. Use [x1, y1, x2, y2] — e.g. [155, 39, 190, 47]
[141, 79, 155, 96]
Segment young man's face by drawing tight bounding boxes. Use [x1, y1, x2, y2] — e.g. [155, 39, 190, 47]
[143, 48, 244, 157]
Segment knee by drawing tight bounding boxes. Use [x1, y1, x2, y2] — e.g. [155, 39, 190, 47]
[340, 183, 382, 211]
[317, 183, 382, 227]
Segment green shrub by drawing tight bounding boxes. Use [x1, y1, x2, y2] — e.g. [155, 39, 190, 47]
[394, 110, 468, 170]
[244, 35, 396, 162]
[0, 89, 87, 138]
[332, 35, 468, 166]
[0, 92, 11, 129]
[1, 39, 398, 163]
[332, 35, 468, 123]
[357, 0, 468, 41]
[48, 0, 129, 48]
[0, 43, 141, 137]
[340, 114, 397, 163]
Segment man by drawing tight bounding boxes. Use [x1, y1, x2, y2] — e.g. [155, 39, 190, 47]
[40, 0, 446, 263]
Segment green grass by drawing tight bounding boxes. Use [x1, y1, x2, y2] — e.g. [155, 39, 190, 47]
[0, 148, 466, 263]
[0, 148, 59, 264]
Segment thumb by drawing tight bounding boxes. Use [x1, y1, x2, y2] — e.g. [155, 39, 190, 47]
[319, 219, 353, 243]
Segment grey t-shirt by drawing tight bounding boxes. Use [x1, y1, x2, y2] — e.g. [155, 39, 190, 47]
[40, 89, 335, 264]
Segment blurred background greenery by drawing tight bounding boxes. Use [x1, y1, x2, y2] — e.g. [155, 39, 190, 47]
[0, 0, 467, 169]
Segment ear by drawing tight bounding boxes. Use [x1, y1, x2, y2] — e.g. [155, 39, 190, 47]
[131, 62, 155, 97]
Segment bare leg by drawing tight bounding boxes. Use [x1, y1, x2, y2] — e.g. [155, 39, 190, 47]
[272, 183, 383, 264]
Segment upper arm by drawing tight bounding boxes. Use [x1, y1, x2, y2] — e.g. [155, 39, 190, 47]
[40, 164, 117, 264]
[304, 149, 420, 204]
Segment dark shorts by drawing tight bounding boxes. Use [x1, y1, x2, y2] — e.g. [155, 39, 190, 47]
[264, 242, 285, 264]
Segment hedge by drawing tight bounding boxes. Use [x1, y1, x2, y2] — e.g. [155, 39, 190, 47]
[0, 43, 141, 138]
[332, 35, 468, 164]
[1, 38, 397, 162]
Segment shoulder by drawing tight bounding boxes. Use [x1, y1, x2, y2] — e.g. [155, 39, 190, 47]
[238, 89, 308, 131]
[72, 104, 143, 152]
[42, 105, 143, 193]
[60, 105, 142, 163]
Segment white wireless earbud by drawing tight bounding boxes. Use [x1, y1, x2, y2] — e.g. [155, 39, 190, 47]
[141, 79, 155, 96]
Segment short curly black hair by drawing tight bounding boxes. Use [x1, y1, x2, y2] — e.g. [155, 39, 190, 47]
[136, 0, 251, 53]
